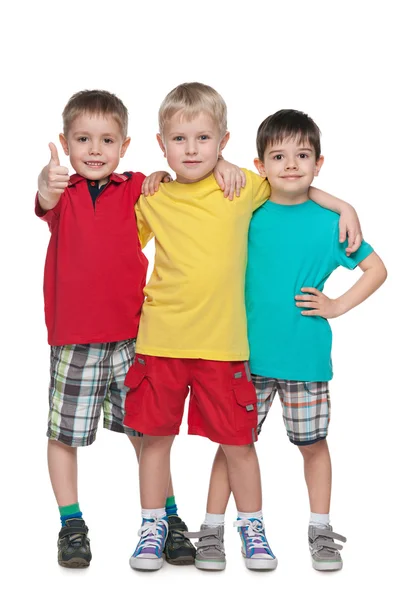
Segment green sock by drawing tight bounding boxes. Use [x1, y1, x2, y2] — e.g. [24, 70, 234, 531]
[165, 495, 178, 517]
[59, 502, 82, 526]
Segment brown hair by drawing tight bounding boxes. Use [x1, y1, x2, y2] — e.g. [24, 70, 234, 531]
[256, 109, 321, 160]
[62, 90, 128, 137]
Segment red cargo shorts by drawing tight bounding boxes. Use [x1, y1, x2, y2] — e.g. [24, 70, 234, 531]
[124, 355, 258, 445]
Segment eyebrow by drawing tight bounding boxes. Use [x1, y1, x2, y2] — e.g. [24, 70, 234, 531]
[268, 146, 313, 155]
[73, 131, 116, 136]
[168, 130, 214, 135]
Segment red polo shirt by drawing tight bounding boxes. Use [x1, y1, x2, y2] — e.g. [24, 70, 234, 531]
[36, 171, 148, 346]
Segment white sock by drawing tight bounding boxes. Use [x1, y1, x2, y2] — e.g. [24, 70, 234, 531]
[203, 512, 225, 526]
[309, 512, 330, 528]
[237, 510, 263, 521]
[141, 507, 166, 520]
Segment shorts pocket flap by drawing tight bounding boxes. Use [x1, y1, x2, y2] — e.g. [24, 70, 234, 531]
[125, 365, 146, 389]
[233, 386, 256, 412]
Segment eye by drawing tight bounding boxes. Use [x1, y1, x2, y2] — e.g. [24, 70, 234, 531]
[199, 135, 209, 141]
[273, 154, 283, 160]
[173, 136, 184, 142]
[299, 153, 309, 159]
[104, 138, 114, 144]
[78, 136, 88, 142]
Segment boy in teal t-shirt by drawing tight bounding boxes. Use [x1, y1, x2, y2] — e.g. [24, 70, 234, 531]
[201, 109, 387, 571]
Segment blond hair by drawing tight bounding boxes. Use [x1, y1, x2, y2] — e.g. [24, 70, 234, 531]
[158, 82, 227, 138]
[62, 90, 128, 138]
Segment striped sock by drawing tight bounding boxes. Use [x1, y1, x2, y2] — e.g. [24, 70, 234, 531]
[165, 495, 178, 517]
[59, 502, 83, 527]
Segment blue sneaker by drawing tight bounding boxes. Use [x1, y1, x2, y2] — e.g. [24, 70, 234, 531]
[130, 515, 169, 571]
[235, 518, 278, 570]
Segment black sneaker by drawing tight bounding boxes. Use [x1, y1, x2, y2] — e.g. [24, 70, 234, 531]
[58, 518, 92, 568]
[164, 515, 196, 565]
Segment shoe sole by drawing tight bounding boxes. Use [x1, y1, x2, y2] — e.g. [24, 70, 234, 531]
[195, 558, 226, 571]
[244, 557, 278, 570]
[129, 556, 164, 571]
[165, 555, 195, 566]
[58, 558, 90, 568]
[312, 559, 343, 571]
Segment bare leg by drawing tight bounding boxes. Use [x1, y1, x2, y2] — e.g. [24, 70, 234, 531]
[206, 445, 231, 513]
[128, 435, 174, 498]
[299, 439, 332, 513]
[139, 435, 175, 508]
[220, 444, 261, 512]
[47, 439, 78, 506]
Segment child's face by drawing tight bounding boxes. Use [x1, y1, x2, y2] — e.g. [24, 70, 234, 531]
[157, 110, 229, 184]
[59, 113, 130, 182]
[254, 136, 324, 201]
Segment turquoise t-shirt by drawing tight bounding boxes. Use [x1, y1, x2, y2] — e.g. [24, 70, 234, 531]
[245, 200, 374, 381]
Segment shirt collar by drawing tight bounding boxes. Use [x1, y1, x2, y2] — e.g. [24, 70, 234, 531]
[68, 172, 129, 187]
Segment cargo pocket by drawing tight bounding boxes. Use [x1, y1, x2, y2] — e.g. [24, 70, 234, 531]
[124, 357, 150, 424]
[231, 363, 257, 431]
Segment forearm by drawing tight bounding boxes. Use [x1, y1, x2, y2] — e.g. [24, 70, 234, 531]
[335, 261, 387, 317]
[38, 192, 59, 211]
[309, 187, 349, 214]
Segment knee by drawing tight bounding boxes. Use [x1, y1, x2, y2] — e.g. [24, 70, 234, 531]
[142, 434, 174, 451]
[298, 439, 327, 459]
[221, 443, 255, 461]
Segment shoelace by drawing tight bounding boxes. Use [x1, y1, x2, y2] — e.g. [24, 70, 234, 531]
[137, 517, 167, 553]
[235, 518, 271, 553]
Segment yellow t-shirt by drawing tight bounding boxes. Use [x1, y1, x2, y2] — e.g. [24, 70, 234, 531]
[135, 169, 270, 360]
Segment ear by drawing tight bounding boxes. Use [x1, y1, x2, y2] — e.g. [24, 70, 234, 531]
[219, 131, 230, 153]
[59, 133, 69, 156]
[156, 133, 166, 157]
[254, 157, 267, 178]
[120, 137, 131, 158]
[314, 155, 324, 176]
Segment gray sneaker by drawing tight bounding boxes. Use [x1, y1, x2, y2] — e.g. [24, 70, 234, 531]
[185, 524, 226, 571]
[308, 525, 347, 571]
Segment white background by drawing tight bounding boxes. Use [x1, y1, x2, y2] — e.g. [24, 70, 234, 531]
[1, 1, 399, 599]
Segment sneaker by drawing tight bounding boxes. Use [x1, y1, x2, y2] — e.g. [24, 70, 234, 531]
[235, 518, 277, 570]
[58, 518, 92, 568]
[308, 525, 347, 571]
[185, 524, 226, 571]
[164, 515, 196, 565]
[130, 515, 168, 571]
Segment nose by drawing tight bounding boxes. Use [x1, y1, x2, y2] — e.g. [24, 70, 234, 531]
[285, 155, 298, 170]
[89, 143, 101, 155]
[185, 139, 198, 156]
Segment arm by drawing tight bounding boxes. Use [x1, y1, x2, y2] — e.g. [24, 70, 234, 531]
[141, 171, 172, 196]
[134, 199, 154, 248]
[295, 252, 387, 318]
[213, 158, 246, 200]
[308, 187, 362, 254]
[38, 143, 69, 211]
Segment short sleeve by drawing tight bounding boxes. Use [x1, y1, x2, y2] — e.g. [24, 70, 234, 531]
[35, 192, 62, 230]
[135, 197, 154, 248]
[245, 170, 271, 211]
[333, 222, 374, 270]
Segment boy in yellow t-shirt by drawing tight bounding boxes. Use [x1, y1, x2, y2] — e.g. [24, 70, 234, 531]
[123, 82, 362, 572]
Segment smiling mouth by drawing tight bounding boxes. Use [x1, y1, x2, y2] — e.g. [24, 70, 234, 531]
[85, 161, 105, 167]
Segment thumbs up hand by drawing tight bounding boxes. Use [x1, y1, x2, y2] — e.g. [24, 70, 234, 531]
[38, 143, 70, 209]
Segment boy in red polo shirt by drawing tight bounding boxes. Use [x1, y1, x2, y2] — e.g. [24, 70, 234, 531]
[36, 90, 209, 568]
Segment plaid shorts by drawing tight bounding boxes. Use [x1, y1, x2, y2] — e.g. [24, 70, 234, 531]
[47, 339, 142, 447]
[252, 376, 330, 446]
